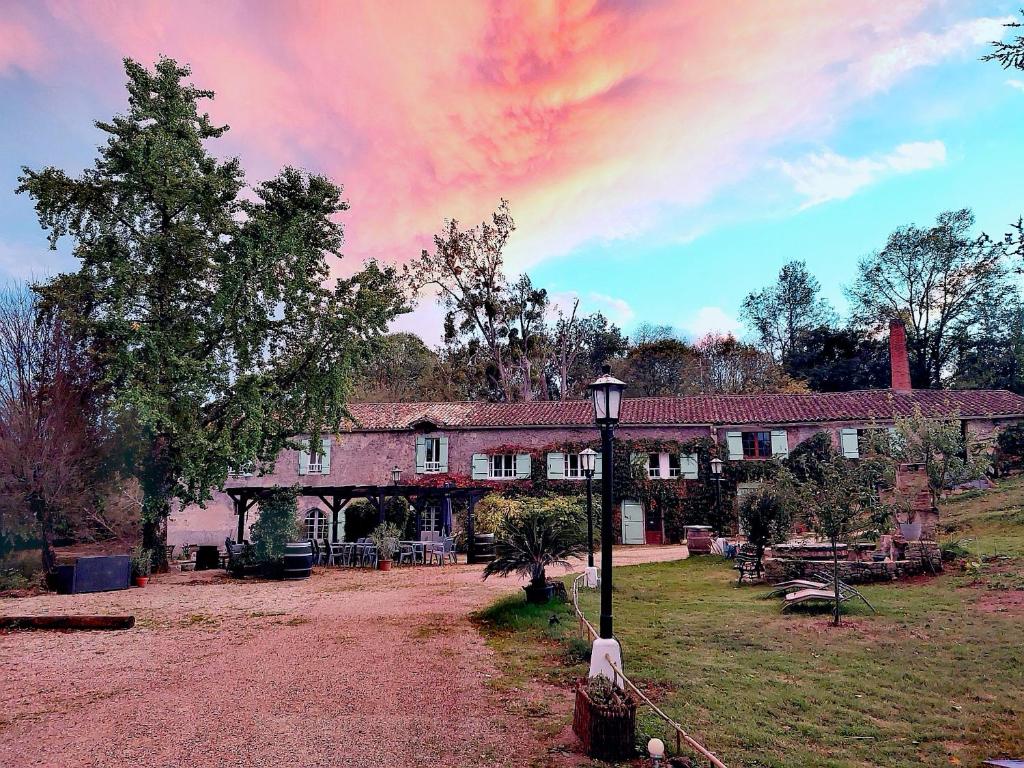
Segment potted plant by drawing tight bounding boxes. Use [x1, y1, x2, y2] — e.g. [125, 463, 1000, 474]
[131, 546, 152, 587]
[482, 498, 586, 603]
[371, 522, 401, 571]
[572, 673, 637, 760]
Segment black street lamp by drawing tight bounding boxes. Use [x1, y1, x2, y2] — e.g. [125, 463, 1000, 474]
[587, 364, 625, 679]
[391, 465, 402, 486]
[710, 457, 724, 534]
[579, 448, 598, 572]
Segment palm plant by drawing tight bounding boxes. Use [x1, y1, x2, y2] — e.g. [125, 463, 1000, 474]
[482, 502, 586, 591]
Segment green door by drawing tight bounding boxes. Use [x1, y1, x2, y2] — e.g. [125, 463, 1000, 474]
[621, 500, 645, 545]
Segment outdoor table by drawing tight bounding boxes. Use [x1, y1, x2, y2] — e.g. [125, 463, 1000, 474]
[195, 545, 221, 571]
[399, 541, 428, 564]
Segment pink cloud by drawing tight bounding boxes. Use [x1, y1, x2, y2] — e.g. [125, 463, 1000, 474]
[7, 1, 992, 275]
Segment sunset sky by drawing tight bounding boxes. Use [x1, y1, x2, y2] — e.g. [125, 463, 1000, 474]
[1, 1, 1021, 343]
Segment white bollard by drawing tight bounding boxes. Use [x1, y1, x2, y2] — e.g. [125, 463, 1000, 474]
[584, 565, 599, 588]
[588, 636, 623, 680]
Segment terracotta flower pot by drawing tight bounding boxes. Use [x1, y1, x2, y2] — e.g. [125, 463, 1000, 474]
[134, 576, 149, 587]
[378, 559, 393, 571]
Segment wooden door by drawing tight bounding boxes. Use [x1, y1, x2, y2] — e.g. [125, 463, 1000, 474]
[621, 500, 645, 545]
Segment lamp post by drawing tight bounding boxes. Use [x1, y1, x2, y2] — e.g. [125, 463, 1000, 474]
[579, 448, 599, 587]
[710, 457, 723, 535]
[587, 364, 625, 680]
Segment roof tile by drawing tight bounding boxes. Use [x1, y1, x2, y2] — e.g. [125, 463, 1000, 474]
[345, 389, 1024, 431]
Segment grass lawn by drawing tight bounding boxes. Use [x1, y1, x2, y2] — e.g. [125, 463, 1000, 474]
[475, 477, 1024, 768]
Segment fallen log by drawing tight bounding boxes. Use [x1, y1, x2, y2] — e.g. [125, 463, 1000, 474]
[0, 615, 135, 631]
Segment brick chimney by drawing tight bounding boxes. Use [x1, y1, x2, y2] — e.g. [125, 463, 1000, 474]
[889, 319, 912, 392]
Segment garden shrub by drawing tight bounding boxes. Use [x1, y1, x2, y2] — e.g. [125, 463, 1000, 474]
[250, 486, 300, 562]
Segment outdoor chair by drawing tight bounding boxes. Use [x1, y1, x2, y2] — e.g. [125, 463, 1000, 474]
[781, 588, 851, 612]
[761, 578, 828, 598]
[360, 543, 378, 568]
[734, 550, 763, 584]
[326, 540, 344, 566]
[397, 542, 417, 566]
[309, 538, 321, 566]
[779, 575, 876, 613]
[320, 538, 332, 565]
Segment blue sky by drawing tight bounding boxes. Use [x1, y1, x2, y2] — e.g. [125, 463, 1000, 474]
[0, 1, 1021, 346]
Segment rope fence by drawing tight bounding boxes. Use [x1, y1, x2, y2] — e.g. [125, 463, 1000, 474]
[571, 574, 728, 768]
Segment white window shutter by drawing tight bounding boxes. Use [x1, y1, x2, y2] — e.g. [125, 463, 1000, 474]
[726, 432, 743, 461]
[415, 436, 427, 473]
[592, 453, 602, 480]
[298, 441, 310, 475]
[320, 437, 332, 474]
[515, 453, 532, 479]
[471, 454, 488, 480]
[438, 437, 449, 473]
[680, 453, 699, 480]
[771, 430, 789, 459]
[840, 428, 859, 459]
[546, 452, 565, 480]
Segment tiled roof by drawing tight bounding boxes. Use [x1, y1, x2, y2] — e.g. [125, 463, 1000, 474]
[345, 389, 1024, 431]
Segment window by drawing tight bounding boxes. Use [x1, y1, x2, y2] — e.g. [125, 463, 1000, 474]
[668, 453, 681, 478]
[307, 450, 323, 474]
[303, 509, 329, 541]
[423, 437, 442, 473]
[647, 453, 661, 478]
[741, 431, 772, 459]
[566, 453, 582, 479]
[488, 454, 515, 479]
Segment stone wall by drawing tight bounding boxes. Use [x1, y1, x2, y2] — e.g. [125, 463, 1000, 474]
[764, 541, 942, 584]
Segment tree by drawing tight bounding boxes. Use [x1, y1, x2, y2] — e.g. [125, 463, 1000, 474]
[692, 334, 806, 394]
[350, 333, 442, 402]
[0, 286, 110, 576]
[846, 209, 1006, 388]
[406, 201, 526, 401]
[950, 291, 1024, 394]
[617, 338, 699, 396]
[248, 486, 300, 564]
[738, 487, 791, 576]
[892, 406, 989, 508]
[779, 454, 890, 626]
[17, 58, 406, 568]
[983, 11, 1024, 70]
[785, 325, 890, 392]
[741, 261, 835, 364]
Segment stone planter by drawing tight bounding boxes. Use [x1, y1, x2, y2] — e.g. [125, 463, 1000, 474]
[572, 679, 636, 760]
[523, 581, 556, 604]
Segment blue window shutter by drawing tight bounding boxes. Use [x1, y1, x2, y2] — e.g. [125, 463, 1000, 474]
[680, 453, 699, 480]
[320, 437, 332, 475]
[547, 452, 565, 479]
[438, 437, 449, 473]
[592, 453, 602, 480]
[515, 453, 532, 479]
[840, 428, 859, 459]
[726, 432, 743, 461]
[770, 430, 789, 459]
[298, 441, 310, 475]
[415, 436, 426, 473]
[471, 454, 488, 480]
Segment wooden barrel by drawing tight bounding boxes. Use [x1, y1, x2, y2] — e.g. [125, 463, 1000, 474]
[282, 541, 313, 579]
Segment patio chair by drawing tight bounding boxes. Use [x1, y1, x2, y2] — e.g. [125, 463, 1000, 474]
[326, 540, 344, 566]
[761, 578, 829, 599]
[781, 588, 851, 612]
[360, 543, 378, 568]
[397, 542, 417, 566]
[320, 538, 332, 565]
[309, 538, 321, 566]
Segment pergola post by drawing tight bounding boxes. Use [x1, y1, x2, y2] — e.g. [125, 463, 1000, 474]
[235, 494, 246, 543]
[377, 491, 386, 525]
[467, 495, 477, 565]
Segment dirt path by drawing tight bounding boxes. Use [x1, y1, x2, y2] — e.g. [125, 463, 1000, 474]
[0, 546, 686, 767]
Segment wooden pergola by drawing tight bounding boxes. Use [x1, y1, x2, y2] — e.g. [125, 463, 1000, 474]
[225, 483, 492, 563]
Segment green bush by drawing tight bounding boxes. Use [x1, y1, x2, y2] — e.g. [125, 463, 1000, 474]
[250, 486, 300, 562]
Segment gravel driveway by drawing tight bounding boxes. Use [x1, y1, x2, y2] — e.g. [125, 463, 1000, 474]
[0, 545, 686, 767]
